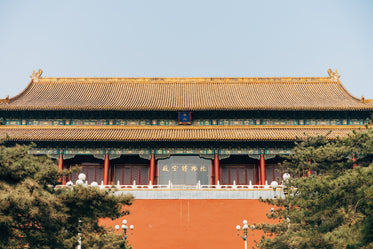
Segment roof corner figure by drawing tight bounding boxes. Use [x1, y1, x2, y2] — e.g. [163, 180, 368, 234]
[328, 69, 340, 81]
[0, 95, 9, 104]
[30, 69, 43, 82]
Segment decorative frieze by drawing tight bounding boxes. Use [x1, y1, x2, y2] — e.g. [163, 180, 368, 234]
[5, 118, 369, 126]
[29, 147, 294, 156]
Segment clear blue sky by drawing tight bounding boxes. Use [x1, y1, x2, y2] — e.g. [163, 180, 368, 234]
[1, 0, 372, 99]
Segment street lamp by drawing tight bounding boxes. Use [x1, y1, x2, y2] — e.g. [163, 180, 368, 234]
[115, 219, 134, 241]
[270, 180, 278, 198]
[76, 173, 86, 185]
[282, 173, 291, 199]
[236, 220, 255, 249]
[77, 219, 82, 249]
[282, 172, 291, 181]
[281, 173, 291, 230]
[73, 174, 86, 249]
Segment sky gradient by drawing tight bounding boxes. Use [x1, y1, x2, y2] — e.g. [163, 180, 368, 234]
[1, 0, 372, 99]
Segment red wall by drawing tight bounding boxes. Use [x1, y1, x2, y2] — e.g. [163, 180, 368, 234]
[102, 199, 274, 249]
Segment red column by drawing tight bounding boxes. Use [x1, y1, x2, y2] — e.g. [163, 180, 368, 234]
[149, 154, 155, 184]
[58, 153, 63, 171]
[352, 155, 357, 169]
[58, 153, 65, 185]
[103, 153, 110, 185]
[214, 153, 220, 185]
[260, 153, 266, 185]
[308, 160, 312, 176]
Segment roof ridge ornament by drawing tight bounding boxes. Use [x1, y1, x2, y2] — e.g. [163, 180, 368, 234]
[327, 69, 340, 81]
[30, 69, 43, 82]
[0, 95, 9, 104]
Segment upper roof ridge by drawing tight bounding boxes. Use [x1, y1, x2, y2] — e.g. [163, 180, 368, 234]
[28, 68, 343, 84]
[37, 76, 334, 83]
[1, 69, 371, 111]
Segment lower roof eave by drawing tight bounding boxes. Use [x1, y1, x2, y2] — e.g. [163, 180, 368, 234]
[3, 137, 338, 143]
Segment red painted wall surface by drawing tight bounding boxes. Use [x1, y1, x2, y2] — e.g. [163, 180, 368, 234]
[102, 199, 275, 249]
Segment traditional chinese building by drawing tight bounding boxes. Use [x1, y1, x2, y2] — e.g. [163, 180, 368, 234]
[1, 70, 372, 248]
[0, 69, 372, 187]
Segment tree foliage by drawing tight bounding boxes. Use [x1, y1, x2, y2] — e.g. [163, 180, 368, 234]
[257, 128, 373, 249]
[0, 143, 134, 249]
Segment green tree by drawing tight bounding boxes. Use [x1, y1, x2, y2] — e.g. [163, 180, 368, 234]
[256, 128, 373, 249]
[0, 143, 134, 249]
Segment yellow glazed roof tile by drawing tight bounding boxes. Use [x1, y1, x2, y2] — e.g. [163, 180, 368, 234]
[0, 125, 368, 142]
[0, 71, 372, 111]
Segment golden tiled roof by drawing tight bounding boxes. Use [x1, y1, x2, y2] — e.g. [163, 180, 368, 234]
[0, 125, 368, 142]
[1, 73, 372, 111]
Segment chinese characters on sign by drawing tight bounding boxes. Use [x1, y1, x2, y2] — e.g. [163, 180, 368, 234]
[178, 112, 191, 124]
[158, 155, 211, 185]
[162, 165, 208, 172]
